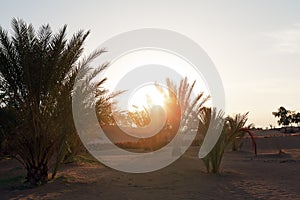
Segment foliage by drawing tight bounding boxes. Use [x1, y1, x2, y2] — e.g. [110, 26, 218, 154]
[110, 77, 209, 151]
[272, 106, 300, 132]
[291, 112, 300, 129]
[157, 77, 209, 132]
[272, 107, 292, 132]
[231, 123, 255, 152]
[128, 107, 151, 127]
[199, 110, 256, 173]
[0, 19, 108, 185]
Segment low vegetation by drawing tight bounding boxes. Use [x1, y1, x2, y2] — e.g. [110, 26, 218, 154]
[198, 109, 256, 173]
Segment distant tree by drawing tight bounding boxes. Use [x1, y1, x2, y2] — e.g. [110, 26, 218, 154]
[292, 112, 300, 130]
[0, 19, 109, 185]
[272, 107, 291, 132]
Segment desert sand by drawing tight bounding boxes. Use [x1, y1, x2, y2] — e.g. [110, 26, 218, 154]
[0, 130, 300, 200]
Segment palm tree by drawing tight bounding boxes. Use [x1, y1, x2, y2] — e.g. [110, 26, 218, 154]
[156, 77, 209, 134]
[123, 77, 209, 152]
[128, 107, 151, 127]
[227, 113, 257, 155]
[0, 19, 108, 185]
[156, 77, 209, 155]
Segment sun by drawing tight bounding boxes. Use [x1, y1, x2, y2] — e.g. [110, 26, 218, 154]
[128, 84, 166, 111]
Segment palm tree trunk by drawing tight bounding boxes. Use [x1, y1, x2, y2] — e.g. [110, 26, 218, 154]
[26, 163, 48, 185]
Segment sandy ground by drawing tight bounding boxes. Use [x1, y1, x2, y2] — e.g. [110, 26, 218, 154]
[0, 132, 300, 200]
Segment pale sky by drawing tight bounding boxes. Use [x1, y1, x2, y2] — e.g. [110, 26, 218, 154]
[1, 0, 300, 128]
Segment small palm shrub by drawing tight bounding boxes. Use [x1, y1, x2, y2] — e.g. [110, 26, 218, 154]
[198, 110, 256, 173]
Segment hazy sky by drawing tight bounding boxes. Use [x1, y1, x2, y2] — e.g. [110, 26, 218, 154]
[1, 0, 300, 127]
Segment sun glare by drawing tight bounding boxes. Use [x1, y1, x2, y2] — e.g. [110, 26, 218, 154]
[128, 85, 166, 111]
